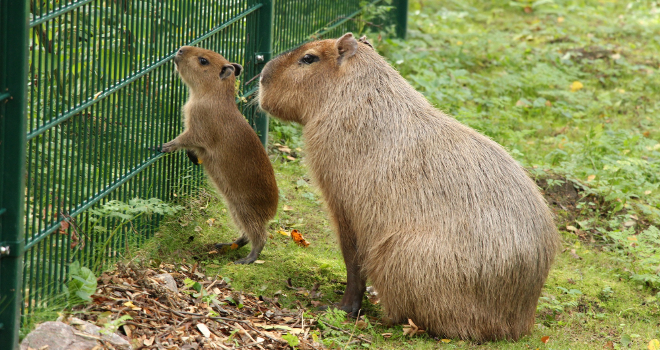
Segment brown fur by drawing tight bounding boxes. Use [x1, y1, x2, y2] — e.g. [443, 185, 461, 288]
[258, 33, 560, 341]
[160, 46, 278, 264]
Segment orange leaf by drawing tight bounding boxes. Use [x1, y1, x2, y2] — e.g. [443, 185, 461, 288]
[230, 243, 239, 250]
[291, 230, 310, 247]
[541, 335, 550, 343]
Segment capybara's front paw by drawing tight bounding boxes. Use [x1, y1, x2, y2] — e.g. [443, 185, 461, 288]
[159, 141, 176, 153]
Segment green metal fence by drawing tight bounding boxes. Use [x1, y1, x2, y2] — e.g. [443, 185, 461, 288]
[0, 0, 407, 348]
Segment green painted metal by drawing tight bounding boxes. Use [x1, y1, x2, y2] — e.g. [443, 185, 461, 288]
[0, 0, 29, 349]
[0, 0, 407, 348]
[394, 0, 410, 39]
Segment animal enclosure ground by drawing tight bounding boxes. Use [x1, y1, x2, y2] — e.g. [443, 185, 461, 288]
[23, 0, 660, 349]
[144, 0, 660, 348]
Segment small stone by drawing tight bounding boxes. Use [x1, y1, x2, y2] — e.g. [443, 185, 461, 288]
[155, 273, 179, 294]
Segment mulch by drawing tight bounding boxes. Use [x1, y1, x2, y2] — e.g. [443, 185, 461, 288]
[74, 261, 328, 350]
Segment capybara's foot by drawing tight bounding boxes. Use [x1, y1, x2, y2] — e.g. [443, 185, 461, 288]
[234, 255, 257, 264]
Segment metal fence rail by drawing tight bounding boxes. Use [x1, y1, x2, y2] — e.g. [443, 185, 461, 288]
[0, 0, 407, 348]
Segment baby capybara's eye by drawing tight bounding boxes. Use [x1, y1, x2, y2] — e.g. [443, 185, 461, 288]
[300, 54, 319, 65]
[198, 57, 209, 65]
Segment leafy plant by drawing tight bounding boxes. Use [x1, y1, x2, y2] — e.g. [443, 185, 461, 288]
[607, 226, 660, 289]
[99, 314, 133, 335]
[62, 261, 97, 307]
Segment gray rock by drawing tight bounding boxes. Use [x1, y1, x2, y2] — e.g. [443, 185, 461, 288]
[70, 317, 131, 350]
[155, 273, 179, 294]
[20, 319, 132, 350]
[20, 321, 98, 350]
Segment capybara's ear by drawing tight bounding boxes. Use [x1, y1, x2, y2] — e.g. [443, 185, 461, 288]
[358, 35, 374, 49]
[220, 64, 235, 79]
[336, 32, 358, 64]
[231, 63, 242, 77]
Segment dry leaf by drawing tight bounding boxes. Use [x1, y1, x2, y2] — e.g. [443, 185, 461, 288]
[570, 81, 584, 92]
[144, 336, 155, 346]
[587, 174, 596, 181]
[123, 301, 142, 311]
[441, 339, 451, 343]
[230, 243, 239, 250]
[569, 249, 581, 260]
[291, 230, 310, 247]
[541, 335, 550, 343]
[278, 229, 290, 236]
[254, 260, 265, 264]
[194, 226, 203, 232]
[557, 17, 564, 23]
[206, 218, 216, 227]
[402, 319, 425, 337]
[283, 205, 294, 211]
[355, 320, 368, 330]
[277, 146, 291, 153]
[566, 225, 578, 232]
[197, 323, 211, 338]
[649, 339, 660, 350]
[381, 333, 393, 338]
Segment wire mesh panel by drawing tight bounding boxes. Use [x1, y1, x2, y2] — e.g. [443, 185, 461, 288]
[0, 0, 406, 348]
[22, 0, 264, 323]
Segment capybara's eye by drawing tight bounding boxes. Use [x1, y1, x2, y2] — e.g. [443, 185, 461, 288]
[300, 54, 320, 65]
[199, 57, 209, 66]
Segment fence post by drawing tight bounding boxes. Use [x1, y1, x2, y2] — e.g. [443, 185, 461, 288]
[0, 0, 29, 348]
[253, 0, 275, 147]
[394, 0, 409, 39]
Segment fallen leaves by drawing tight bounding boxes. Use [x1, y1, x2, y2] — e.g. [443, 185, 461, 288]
[402, 319, 425, 337]
[541, 335, 550, 343]
[570, 81, 584, 92]
[291, 229, 310, 247]
[75, 262, 323, 349]
[649, 339, 660, 350]
[196, 323, 211, 338]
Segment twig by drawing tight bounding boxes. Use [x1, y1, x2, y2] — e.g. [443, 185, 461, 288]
[323, 323, 372, 344]
[231, 339, 264, 349]
[343, 310, 361, 350]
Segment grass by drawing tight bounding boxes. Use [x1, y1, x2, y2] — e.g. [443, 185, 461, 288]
[29, 0, 660, 348]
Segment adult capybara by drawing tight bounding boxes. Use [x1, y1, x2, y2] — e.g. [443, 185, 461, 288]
[258, 33, 560, 341]
[158, 46, 279, 264]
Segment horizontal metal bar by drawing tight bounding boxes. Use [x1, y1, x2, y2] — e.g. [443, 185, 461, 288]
[30, 0, 95, 27]
[26, 3, 263, 141]
[240, 86, 259, 100]
[0, 92, 10, 102]
[24, 153, 164, 251]
[313, 0, 383, 38]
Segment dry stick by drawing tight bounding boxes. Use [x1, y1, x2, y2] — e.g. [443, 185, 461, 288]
[323, 323, 372, 345]
[231, 339, 265, 350]
[343, 309, 361, 350]
[234, 322, 265, 350]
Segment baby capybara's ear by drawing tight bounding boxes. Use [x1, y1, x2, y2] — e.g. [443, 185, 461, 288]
[336, 32, 358, 65]
[231, 63, 242, 77]
[220, 64, 235, 79]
